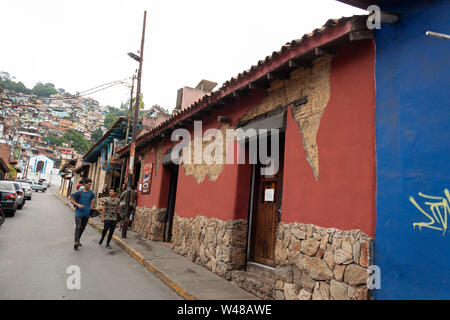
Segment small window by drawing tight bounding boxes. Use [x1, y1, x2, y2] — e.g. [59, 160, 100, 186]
[0, 181, 15, 191]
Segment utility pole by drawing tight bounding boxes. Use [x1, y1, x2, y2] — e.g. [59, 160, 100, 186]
[125, 75, 136, 145]
[120, 75, 136, 189]
[123, 10, 146, 238]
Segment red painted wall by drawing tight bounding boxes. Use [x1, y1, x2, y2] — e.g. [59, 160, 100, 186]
[137, 91, 265, 221]
[173, 92, 265, 221]
[281, 40, 376, 237]
[136, 138, 174, 209]
[135, 40, 376, 235]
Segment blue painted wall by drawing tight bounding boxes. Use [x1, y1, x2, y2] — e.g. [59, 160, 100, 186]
[374, 0, 450, 299]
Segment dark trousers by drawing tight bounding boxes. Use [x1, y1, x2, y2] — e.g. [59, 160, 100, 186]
[75, 216, 89, 243]
[100, 220, 117, 244]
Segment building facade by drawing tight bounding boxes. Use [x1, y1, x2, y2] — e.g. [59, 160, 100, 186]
[118, 16, 376, 300]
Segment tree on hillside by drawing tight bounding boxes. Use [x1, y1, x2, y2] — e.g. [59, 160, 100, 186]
[0, 71, 12, 81]
[103, 106, 128, 129]
[91, 128, 103, 141]
[45, 130, 91, 153]
[64, 130, 91, 153]
[31, 82, 58, 97]
[45, 135, 63, 147]
[0, 71, 32, 94]
[120, 93, 145, 113]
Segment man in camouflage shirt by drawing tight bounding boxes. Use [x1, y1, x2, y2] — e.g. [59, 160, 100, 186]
[99, 188, 120, 249]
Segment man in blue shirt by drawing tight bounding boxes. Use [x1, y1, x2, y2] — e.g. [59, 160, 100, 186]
[71, 178, 95, 250]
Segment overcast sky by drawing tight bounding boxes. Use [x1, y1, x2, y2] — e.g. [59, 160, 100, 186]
[0, 0, 365, 112]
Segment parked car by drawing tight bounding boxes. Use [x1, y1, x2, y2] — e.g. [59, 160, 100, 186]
[20, 182, 32, 200]
[0, 207, 4, 227]
[0, 181, 18, 217]
[31, 181, 46, 192]
[38, 179, 50, 187]
[12, 182, 25, 210]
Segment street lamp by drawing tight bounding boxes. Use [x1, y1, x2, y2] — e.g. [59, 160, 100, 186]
[127, 52, 141, 62]
[122, 10, 147, 238]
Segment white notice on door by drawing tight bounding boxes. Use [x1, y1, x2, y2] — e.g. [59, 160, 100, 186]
[264, 188, 275, 202]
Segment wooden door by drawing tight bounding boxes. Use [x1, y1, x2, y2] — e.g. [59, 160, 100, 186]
[164, 165, 178, 242]
[250, 133, 285, 266]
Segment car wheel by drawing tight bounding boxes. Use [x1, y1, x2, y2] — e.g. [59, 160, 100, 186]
[10, 210, 15, 217]
[18, 204, 23, 210]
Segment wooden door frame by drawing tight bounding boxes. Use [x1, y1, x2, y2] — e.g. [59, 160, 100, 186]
[245, 126, 286, 267]
[163, 164, 179, 243]
[245, 163, 257, 270]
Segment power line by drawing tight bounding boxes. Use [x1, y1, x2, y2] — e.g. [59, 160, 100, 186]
[76, 78, 130, 95]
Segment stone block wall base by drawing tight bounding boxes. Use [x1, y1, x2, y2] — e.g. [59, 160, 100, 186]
[171, 215, 247, 279]
[131, 206, 167, 241]
[169, 214, 373, 300]
[274, 222, 374, 300]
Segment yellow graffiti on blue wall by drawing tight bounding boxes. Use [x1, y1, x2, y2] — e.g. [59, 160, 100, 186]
[410, 189, 450, 235]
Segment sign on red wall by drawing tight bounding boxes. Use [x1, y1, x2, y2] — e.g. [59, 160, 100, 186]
[141, 163, 153, 194]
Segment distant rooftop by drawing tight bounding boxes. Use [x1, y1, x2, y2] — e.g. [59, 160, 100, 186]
[195, 80, 218, 92]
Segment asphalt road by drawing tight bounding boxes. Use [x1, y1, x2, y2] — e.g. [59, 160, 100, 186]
[0, 188, 182, 300]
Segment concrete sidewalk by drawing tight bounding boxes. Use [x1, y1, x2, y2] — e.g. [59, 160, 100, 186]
[52, 187, 257, 300]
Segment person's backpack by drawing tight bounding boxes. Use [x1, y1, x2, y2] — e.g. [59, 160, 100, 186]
[90, 209, 100, 218]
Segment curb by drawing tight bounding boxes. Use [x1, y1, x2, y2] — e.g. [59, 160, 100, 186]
[52, 187, 196, 300]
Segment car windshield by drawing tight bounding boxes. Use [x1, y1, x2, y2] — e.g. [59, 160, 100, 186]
[0, 181, 16, 191]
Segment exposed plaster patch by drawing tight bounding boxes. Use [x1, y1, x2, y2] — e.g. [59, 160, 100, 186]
[155, 140, 163, 177]
[182, 124, 231, 183]
[239, 55, 332, 180]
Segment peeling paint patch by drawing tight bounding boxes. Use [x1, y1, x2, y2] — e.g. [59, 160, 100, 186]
[240, 55, 332, 180]
[182, 125, 231, 183]
[155, 140, 164, 177]
[291, 56, 332, 180]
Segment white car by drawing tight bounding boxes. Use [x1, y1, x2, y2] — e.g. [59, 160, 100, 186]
[20, 182, 33, 200]
[31, 181, 47, 192]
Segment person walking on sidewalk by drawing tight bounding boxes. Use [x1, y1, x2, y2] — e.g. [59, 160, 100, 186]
[71, 178, 95, 250]
[99, 188, 120, 249]
[119, 184, 137, 230]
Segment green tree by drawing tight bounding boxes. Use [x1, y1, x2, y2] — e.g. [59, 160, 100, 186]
[31, 82, 58, 97]
[91, 128, 103, 141]
[0, 71, 12, 81]
[0, 71, 32, 94]
[46, 131, 91, 153]
[103, 106, 127, 129]
[45, 135, 62, 147]
[63, 130, 90, 153]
